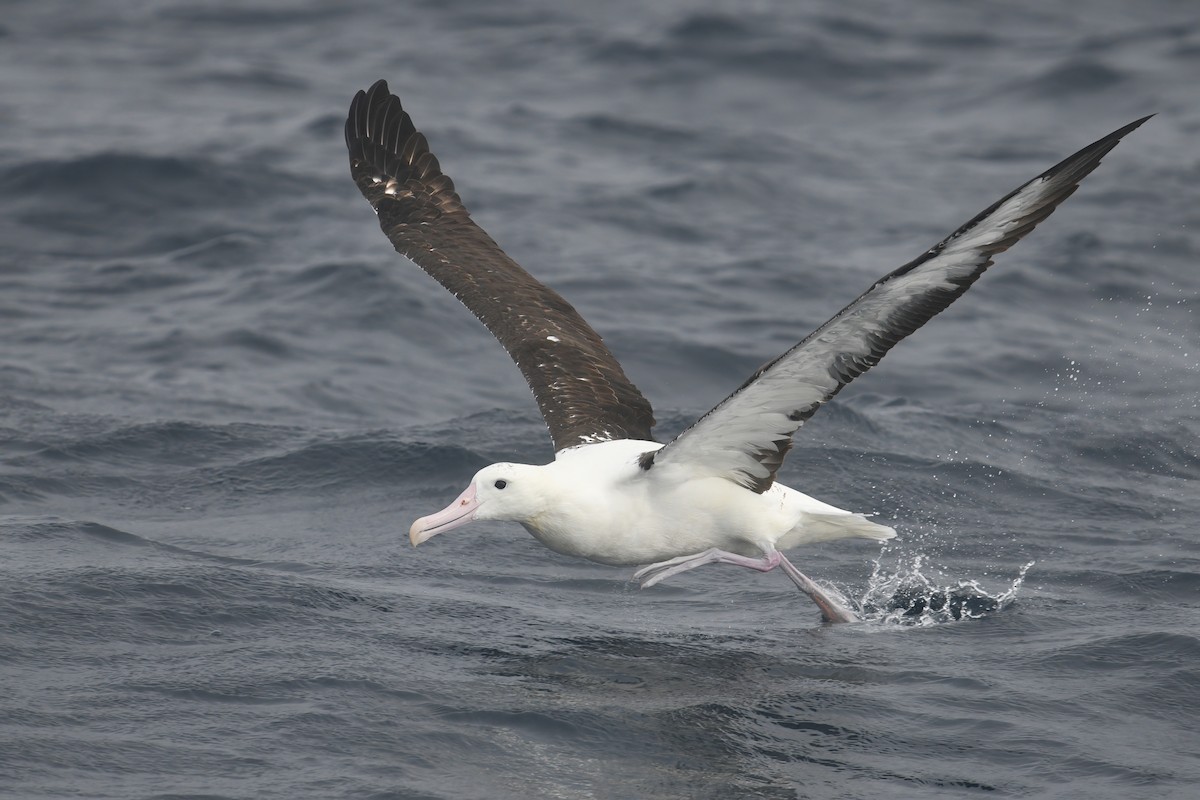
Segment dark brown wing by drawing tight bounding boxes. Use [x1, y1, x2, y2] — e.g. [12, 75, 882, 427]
[640, 115, 1151, 492]
[345, 80, 655, 451]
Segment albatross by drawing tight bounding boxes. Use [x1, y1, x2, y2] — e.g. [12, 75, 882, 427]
[345, 80, 1148, 623]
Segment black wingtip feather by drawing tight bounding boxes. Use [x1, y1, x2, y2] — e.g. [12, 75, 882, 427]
[1037, 114, 1152, 187]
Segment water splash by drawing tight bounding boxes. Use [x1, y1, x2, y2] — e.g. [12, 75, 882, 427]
[857, 554, 1034, 625]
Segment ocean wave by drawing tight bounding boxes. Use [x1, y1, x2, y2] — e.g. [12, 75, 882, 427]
[1, 154, 267, 213]
[0, 153, 307, 258]
[1008, 58, 1127, 99]
[1, 418, 493, 509]
[1032, 630, 1200, 670]
[587, 9, 936, 85]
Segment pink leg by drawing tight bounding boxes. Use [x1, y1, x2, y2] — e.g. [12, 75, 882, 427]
[634, 548, 781, 588]
[634, 548, 859, 624]
[777, 554, 858, 624]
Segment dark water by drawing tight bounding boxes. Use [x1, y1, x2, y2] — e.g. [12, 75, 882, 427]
[2, 2, 1198, 798]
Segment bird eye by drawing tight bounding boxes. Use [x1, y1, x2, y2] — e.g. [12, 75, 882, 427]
[494, 479, 507, 490]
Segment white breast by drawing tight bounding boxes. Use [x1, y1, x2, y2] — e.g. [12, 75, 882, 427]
[521, 440, 843, 566]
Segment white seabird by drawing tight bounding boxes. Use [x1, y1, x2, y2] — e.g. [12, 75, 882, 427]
[345, 80, 1149, 623]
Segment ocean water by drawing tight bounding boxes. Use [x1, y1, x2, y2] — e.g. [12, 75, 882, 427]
[2, 1, 1198, 798]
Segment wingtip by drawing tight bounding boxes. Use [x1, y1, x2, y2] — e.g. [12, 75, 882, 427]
[1095, 114, 1155, 152]
[1115, 113, 1155, 138]
[1035, 113, 1152, 189]
[345, 79, 395, 145]
[364, 79, 392, 112]
[1081, 113, 1154, 153]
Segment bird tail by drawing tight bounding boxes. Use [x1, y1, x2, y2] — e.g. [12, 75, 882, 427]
[781, 510, 897, 547]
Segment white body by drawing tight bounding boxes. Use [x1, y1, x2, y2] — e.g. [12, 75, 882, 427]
[481, 440, 895, 566]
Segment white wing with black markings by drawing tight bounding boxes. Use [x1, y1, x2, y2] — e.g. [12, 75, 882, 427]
[639, 116, 1151, 492]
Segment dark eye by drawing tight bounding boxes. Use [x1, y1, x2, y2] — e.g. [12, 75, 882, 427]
[494, 479, 507, 490]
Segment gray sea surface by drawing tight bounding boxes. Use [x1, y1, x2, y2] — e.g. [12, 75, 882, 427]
[2, 2, 1198, 798]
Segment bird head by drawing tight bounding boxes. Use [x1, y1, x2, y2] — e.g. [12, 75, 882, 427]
[408, 462, 546, 546]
